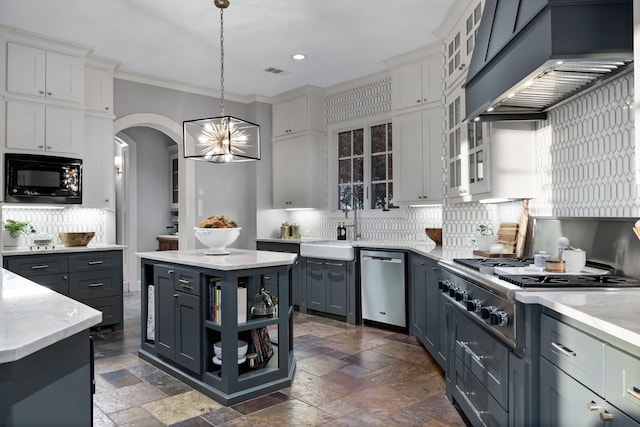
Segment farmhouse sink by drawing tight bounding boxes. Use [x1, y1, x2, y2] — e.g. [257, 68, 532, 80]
[300, 240, 355, 261]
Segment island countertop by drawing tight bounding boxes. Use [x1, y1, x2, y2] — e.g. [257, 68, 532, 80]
[0, 269, 102, 363]
[136, 248, 297, 271]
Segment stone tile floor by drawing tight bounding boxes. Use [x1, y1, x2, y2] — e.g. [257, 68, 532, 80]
[92, 291, 468, 426]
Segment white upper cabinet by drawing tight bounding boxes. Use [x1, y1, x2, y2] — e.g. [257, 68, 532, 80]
[393, 108, 442, 205]
[444, 1, 483, 94]
[273, 133, 324, 209]
[6, 99, 83, 155]
[7, 42, 84, 103]
[83, 116, 115, 209]
[85, 66, 114, 113]
[273, 95, 308, 137]
[391, 53, 442, 111]
[272, 88, 324, 138]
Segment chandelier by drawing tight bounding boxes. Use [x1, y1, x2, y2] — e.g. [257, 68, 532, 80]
[183, 0, 260, 163]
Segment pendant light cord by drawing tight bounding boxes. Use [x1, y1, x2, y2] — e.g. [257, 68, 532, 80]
[219, 5, 225, 116]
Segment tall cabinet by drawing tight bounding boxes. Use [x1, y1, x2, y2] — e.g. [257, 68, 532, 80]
[272, 86, 325, 209]
[386, 45, 444, 205]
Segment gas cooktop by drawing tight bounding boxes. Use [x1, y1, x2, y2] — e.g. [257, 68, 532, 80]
[498, 274, 640, 288]
[453, 257, 640, 288]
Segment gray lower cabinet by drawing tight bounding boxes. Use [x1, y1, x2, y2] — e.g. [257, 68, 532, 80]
[409, 254, 440, 362]
[4, 250, 123, 329]
[539, 312, 640, 426]
[304, 258, 354, 321]
[154, 264, 201, 374]
[256, 241, 303, 309]
[437, 292, 453, 371]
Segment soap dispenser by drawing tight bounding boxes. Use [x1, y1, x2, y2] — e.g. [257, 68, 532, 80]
[337, 223, 347, 240]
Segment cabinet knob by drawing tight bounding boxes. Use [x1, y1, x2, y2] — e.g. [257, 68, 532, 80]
[600, 411, 614, 422]
[46, 146, 52, 150]
[38, 145, 44, 149]
[39, 90, 44, 95]
[168, 269, 175, 275]
[173, 293, 179, 298]
[47, 92, 52, 96]
[417, 99, 421, 103]
[586, 401, 600, 412]
[105, 107, 109, 110]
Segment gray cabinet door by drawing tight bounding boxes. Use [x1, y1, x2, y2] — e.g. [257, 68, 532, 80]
[175, 291, 201, 374]
[27, 273, 69, 295]
[325, 261, 347, 316]
[154, 265, 176, 360]
[424, 258, 439, 354]
[539, 356, 604, 427]
[437, 292, 452, 371]
[410, 255, 427, 343]
[306, 260, 326, 312]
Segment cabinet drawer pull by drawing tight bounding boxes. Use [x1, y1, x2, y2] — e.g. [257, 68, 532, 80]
[325, 262, 344, 266]
[308, 261, 323, 265]
[31, 265, 49, 270]
[264, 276, 271, 280]
[88, 260, 104, 265]
[168, 269, 175, 275]
[456, 340, 484, 365]
[587, 401, 601, 411]
[178, 278, 193, 289]
[627, 387, 640, 401]
[551, 342, 576, 357]
[89, 283, 104, 288]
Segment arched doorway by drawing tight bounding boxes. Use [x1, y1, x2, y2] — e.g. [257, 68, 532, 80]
[113, 113, 195, 291]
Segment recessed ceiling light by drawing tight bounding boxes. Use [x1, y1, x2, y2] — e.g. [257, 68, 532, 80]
[292, 53, 306, 61]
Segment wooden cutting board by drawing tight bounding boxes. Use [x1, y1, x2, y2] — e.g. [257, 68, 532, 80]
[497, 222, 519, 254]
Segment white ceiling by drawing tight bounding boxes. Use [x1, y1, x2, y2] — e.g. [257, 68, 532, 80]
[0, 0, 454, 98]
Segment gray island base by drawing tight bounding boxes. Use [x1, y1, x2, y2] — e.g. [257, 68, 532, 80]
[136, 249, 297, 406]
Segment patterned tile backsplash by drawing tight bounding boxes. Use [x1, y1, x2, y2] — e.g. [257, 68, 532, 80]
[289, 69, 638, 250]
[1, 207, 108, 247]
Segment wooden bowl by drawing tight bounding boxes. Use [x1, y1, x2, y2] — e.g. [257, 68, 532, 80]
[58, 232, 95, 247]
[425, 228, 443, 245]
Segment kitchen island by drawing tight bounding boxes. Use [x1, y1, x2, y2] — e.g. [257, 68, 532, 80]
[136, 248, 297, 406]
[0, 269, 102, 426]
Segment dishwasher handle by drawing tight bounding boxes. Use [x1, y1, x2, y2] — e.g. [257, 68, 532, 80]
[362, 255, 403, 263]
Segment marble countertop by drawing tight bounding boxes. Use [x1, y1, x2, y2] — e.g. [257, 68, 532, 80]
[517, 291, 640, 350]
[0, 269, 102, 363]
[136, 248, 297, 271]
[3, 243, 126, 256]
[255, 237, 473, 261]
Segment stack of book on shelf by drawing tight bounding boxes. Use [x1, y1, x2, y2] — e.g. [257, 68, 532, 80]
[208, 278, 247, 324]
[250, 327, 274, 365]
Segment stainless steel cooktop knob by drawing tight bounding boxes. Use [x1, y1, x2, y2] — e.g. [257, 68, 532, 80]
[440, 281, 450, 293]
[480, 305, 496, 319]
[490, 310, 509, 326]
[455, 290, 468, 302]
[466, 299, 482, 312]
[449, 287, 458, 298]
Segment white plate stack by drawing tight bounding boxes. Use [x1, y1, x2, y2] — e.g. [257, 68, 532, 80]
[212, 340, 248, 365]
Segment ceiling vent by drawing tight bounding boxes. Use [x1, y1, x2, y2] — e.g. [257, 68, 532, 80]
[264, 67, 291, 76]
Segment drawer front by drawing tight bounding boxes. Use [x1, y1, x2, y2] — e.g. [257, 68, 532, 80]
[29, 273, 70, 296]
[451, 355, 509, 427]
[605, 346, 640, 423]
[5, 254, 69, 276]
[69, 250, 122, 272]
[68, 269, 122, 300]
[173, 267, 200, 296]
[82, 296, 122, 328]
[257, 241, 299, 254]
[453, 310, 509, 408]
[540, 314, 605, 395]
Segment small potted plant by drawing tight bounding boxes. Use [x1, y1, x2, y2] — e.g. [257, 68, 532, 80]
[473, 224, 498, 251]
[3, 219, 36, 247]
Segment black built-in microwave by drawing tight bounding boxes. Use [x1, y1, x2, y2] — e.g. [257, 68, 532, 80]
[5, 153, 82, 204]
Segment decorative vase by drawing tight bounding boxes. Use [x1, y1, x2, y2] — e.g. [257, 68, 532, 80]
[3, 230, 19, 247]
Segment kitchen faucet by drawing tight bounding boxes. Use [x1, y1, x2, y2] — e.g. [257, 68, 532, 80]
[340, 190, 362, 241]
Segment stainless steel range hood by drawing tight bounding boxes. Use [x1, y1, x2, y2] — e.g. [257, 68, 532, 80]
[464, 0, 633, 122]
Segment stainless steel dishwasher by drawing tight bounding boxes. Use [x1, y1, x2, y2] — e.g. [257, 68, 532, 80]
[360, 250, 406, 328]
